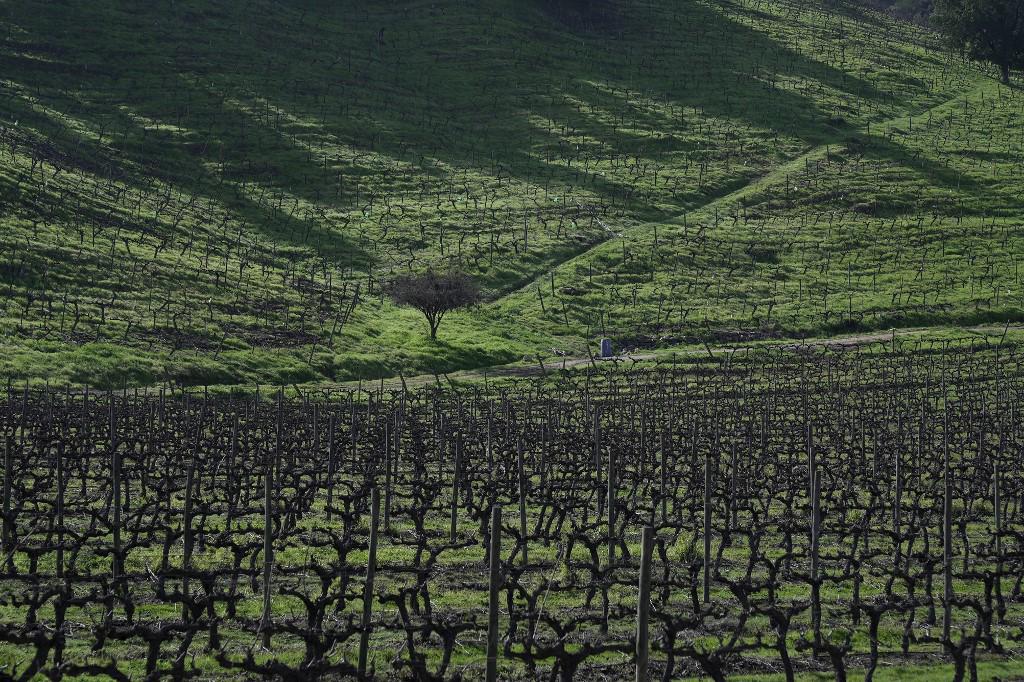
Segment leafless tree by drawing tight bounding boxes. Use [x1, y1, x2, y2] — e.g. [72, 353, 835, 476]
[387, 270, 481, 340]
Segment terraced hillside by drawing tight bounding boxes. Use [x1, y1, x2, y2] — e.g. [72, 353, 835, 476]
[0, 0, 1020, 388]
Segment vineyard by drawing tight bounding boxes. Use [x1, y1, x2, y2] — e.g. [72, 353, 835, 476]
[2, 0, 1024, 678]
[1, 0, 1022, 387]
[2, 340, 1024, 680]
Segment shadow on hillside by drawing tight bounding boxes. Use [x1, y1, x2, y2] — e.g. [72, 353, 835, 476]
[0, 4, 371, 269]
[0, 0, 959, 274]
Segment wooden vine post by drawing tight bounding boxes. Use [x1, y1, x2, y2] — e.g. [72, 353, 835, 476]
[55, 442, 64, 579]
[661, 430, 671, 524]
[893, 417, 903, 538]
[486, 504, 502, 682]
[942, 409, 953, 641]
[226, 415, 238, 532]
[810, 452, 822, 650]
[110, 399, 123, 590]
[636, 526, 654, 682]
[607, 446, 616, 568]
[2, 439, 11, 572]
[703, 451, 712, 604]
[450, 436, 461, 542]
[517, 439, 528, 567]
[993, 427, 1003, 615]
[182, 457, 195, 622]
[326, 414, 336, 522]
[358, 488, 380, 678]
[259, 403, 281, 649]
[384, 421, 393, 531]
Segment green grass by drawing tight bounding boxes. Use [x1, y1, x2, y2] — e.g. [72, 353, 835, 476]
[3, 486, 1020, 681]
[2, 339, 1024, 679]
[0, 0, 1021, 388]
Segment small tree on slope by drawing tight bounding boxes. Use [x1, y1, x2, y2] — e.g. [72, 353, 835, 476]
[387, 270, 481, 340]
[934, 0, 1024, 84]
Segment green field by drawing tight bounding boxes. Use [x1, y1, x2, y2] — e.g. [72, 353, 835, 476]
[0, 0, 1021, 389]
[2, 341, 1024, 681]
[4, 3, 1024, 680]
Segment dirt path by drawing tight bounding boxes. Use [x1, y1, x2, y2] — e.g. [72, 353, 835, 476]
[344, 322, 1019, 391]
[494, 81, 990, 304]
[349, 83, 1002, 393]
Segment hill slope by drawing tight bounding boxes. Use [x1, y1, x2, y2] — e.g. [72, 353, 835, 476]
[0, 0, 1020, 387]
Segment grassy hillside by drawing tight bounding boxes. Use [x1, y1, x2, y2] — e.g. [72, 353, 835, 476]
[0, 0, 1020, 388]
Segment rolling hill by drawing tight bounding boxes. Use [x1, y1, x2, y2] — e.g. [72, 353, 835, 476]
[0, 0, 1021, 388]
